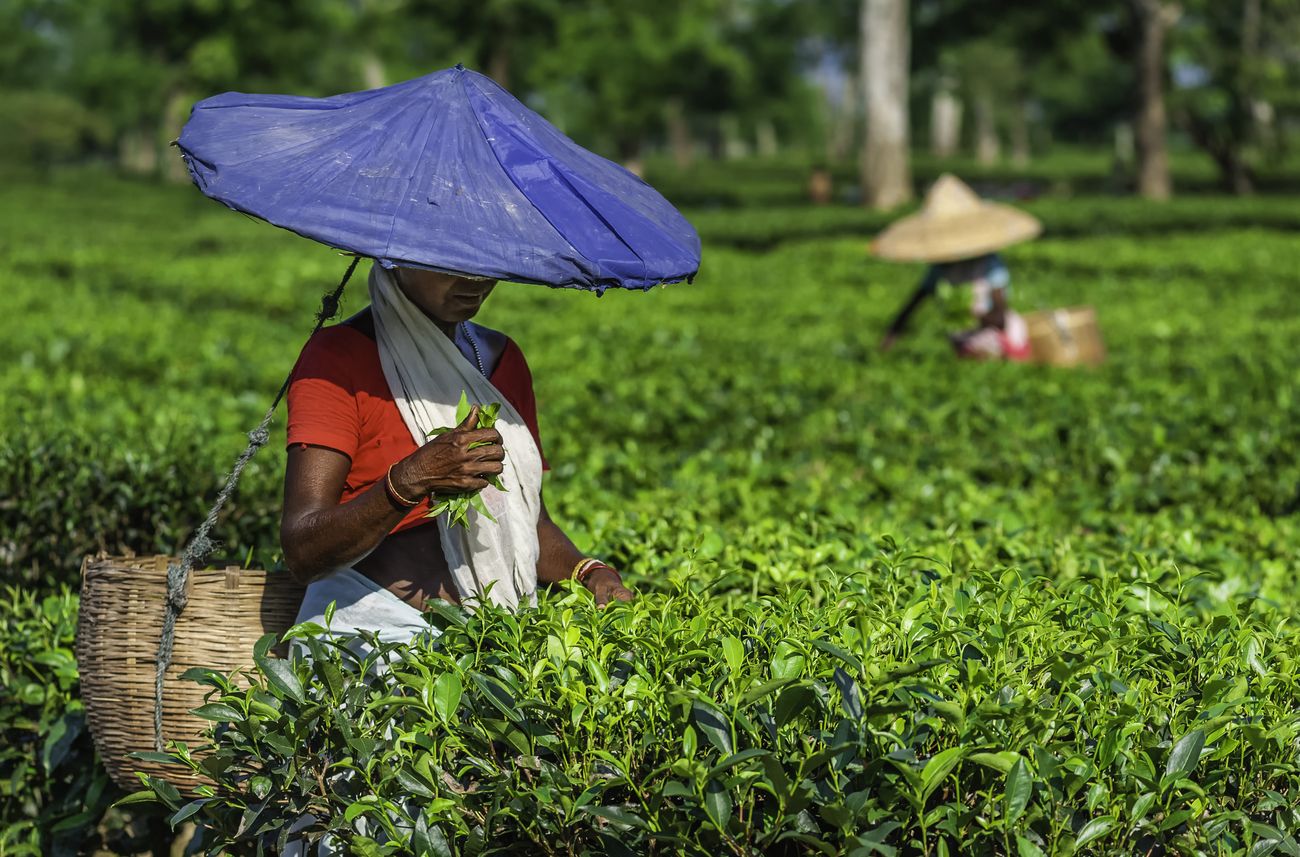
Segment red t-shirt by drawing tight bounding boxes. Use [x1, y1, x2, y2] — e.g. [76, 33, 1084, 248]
[285, 318, 545, 534]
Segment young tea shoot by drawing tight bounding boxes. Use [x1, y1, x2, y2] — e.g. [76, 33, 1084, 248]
[426, 390, 506, 528]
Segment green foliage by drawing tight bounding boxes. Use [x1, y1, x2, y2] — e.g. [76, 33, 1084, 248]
[427, 392, 507, 527]
[0, 428, 282, 585]
[0, 586, 106, 853]
[0, 90, 110, 170]
[0, 587, 171, 855]
[150, 561, 1300, 854]
[4, 0, 831, 170]
[2, 171, 1300, 853]
[1169, 0, 1300, 191]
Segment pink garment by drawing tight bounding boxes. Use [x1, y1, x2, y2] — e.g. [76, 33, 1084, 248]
[954, 312, 1032, 361]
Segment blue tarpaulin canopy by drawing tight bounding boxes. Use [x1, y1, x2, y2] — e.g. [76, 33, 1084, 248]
[177, 65, 701, 293]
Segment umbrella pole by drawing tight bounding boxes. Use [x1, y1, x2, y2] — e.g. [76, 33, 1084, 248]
[151, 255, 362, 750]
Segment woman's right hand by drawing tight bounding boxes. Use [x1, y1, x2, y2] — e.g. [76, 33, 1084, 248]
[390, 405, 505, 500]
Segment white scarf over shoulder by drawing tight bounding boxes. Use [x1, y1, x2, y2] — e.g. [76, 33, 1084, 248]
[369, 263, 542, 610]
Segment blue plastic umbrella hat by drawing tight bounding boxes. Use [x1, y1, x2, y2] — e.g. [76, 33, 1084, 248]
[176, 65, 701, 293]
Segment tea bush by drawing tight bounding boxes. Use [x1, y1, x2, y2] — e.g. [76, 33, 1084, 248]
[2, 170, 1299, 853]
[641, 149, 1300, 208]
[0, 586, 171, 855]
[0, 585, 103, 854]
[149, 558, 1300, 855]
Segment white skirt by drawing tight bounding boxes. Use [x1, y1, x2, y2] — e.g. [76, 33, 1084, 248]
[292, 567, 436, 659]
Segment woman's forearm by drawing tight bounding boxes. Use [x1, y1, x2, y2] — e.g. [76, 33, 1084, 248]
[536, 515, 586, 584]
[282, 481, 412, 584]
[983, 289, 1009, 330]
[886, 278, 935, 336]
[534, 499, 634, 606]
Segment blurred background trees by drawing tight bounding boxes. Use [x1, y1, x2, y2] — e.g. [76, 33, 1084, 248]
[2, 0, 1297, 205]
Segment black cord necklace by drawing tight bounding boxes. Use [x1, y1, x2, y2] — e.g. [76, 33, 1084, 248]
[459, 322, 486, 377]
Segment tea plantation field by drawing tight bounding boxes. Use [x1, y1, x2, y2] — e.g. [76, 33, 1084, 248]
[3, 169, 1300, 855]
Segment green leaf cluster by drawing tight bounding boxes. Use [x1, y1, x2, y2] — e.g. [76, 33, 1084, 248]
[138, 559, 1300, 854]
[3, 171, 1300, 854]
[426, 391, 507, 529]
[0, 586, 167, 855]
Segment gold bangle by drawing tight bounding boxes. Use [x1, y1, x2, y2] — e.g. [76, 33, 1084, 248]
[385, 464, 421, 508]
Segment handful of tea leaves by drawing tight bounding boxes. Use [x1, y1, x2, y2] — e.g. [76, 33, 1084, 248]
[426, 391, 506, 528]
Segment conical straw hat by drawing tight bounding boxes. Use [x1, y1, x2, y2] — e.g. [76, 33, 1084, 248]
[871, 174, 1042, 263]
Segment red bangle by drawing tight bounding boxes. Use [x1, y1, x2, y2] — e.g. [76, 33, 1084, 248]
[576, 561, 616, 585]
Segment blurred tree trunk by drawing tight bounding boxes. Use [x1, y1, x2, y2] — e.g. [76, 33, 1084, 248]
[1112, 122, 1136, 187]
[720, 115, 747, 160]
[974, 95, 1000, 165]
[361, 54, 386, 89]
[160, 88, 191, 183]
[755, 119, 779, 158]
[930, 80, 961, 158]
[1252, 100, 1276, 155]
[488, 33, 511, 89]
[1114, 123, 1136, 167]
[827, 75, 857, 163]
[860, 0, 912, 209]
[1131, 0, 1178, 200]
[666, 99, 697, 167]
[118, 126, 158, 176]
[1238, 0, 1265, 181]
[1241, 0, 1275, 155]
[1010, 100, 1031, 166]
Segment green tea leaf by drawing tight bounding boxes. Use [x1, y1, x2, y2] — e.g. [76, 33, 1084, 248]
[1130, 792, 1156, 823]
[1163, 728, 1206, 786]
[968, 752, 1020, 775]
[170, 798, 208, 827]
[720, 636, 744, 673]
[920, 747, 965, 802]
[692, 701, 734, 754]
[773, 685, 816, 728]
[703, 779, 733, 831]
[432, 671, 462, 721]
[833, 667, 863, 720]
[706, 748, 770, 779]
[588, 806, 650, 830]
[258, 657, 305, 705]
[738, 676, 797, 705]
[1015, 836, 1046, 857]
[1075, 816, 1116, 848]
[191, 703, 244, 722]
[1005, 758, 1033, 823]
[344, 799, 375, 824]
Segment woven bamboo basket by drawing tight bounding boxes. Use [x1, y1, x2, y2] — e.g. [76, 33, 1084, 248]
[76, 554, 304, 794]
[1024, 306, 1106, 367]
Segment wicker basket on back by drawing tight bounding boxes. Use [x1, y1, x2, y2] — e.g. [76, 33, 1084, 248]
[76, 554, 304, 794]
[73, 261, 357, 797]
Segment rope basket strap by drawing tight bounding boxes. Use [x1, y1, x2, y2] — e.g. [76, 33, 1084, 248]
[152, 255, 361, 749]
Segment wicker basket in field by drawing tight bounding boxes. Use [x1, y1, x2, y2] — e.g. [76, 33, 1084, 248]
[1024, 306, 1106, 367]
[76, 554, 304, 794]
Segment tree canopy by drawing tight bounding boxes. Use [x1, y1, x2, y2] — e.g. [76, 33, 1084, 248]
[1, 0, 1296, 194]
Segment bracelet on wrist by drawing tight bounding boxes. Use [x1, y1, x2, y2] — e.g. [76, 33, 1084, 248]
[573, 557, 615, 585]
[385, 463, 421, 509]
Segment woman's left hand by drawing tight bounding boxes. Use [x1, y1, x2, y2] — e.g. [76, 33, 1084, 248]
[584, 567, 635, 607]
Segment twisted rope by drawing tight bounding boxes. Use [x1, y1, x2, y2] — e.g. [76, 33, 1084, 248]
[153, 255, 361, 749]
